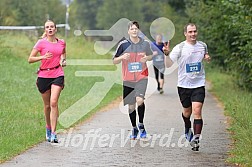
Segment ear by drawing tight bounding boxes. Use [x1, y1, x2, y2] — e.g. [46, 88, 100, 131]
[184, 32, 187, 36]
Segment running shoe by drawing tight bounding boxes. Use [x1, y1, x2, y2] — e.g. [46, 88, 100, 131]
[138, 124, 147, 138]
[46, 128, 51, 142]
[159, 88, 164, 94]
[185, 128, 193, 142]
[190, 137, 199, 151]
[130, 127, 139, 140]
[50, 133, 59, 143]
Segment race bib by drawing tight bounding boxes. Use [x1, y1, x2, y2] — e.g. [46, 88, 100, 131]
[128, 62, 142, 72]
[154, 55, 164, 62]
[186, 62, 201, 73]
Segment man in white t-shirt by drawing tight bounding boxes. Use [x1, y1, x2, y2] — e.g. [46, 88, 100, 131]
[163, 23, 211, 151]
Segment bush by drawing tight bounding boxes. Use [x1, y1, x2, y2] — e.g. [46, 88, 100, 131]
[185, 0, 252, 91]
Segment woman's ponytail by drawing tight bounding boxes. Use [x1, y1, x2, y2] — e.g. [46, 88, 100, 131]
[40, 32, 47, 39]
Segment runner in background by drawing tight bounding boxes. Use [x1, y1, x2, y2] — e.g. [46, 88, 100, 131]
[151, 34, 170, 94]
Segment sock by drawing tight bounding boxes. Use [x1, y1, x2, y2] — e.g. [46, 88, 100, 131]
[157, 82, 160, 90]
[138, 122, 144, 126]
[193, 119, 203, 139]
[182, 113, 191, 133]
[137, 103, 145, 124]
[138, 122, 144, 129]
[129, 110, 136, 127]
[46, 125, 51, 130]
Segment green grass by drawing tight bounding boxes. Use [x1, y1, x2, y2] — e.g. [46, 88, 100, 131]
[206, 65, 252, 167]
[0, 33, 121, 162]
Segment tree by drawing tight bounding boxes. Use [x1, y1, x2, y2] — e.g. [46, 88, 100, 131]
[70, 0, 103, 30]
[140, 0, 186, 43]
[0, 0, 65, 26]
[167, 0, 186, 15]
[96, 0, 144, 29]
[185, 0, 252, 90]
[0, 0, 18, 25]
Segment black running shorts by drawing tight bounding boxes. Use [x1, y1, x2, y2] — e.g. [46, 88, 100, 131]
[177, 86, 205, 108]
[123, 79, 148, 105]
[36, 76, 64, 94]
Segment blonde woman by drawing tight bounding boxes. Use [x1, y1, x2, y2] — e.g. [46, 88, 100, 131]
[28, 20, 66, 143]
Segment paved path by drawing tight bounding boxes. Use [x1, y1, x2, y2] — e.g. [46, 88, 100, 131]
[1, 69, 233, 167]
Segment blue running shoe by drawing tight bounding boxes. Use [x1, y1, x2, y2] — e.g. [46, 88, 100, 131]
[130, 127, 139, 140]
[46, 128, 51, 142]
[138, 124, 147, 138]
[185, 128, 193, 142]
[50, 133, 58, 143]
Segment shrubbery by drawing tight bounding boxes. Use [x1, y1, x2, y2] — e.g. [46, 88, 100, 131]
[185, 0, 252, 91]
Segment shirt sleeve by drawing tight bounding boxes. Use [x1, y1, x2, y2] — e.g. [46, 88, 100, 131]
[198, 41, 208, 54]
[150, 42, 155, 51]
[61, 39, 66, 47]
[145, 42, 153, 56]
[60, 39, 66, 53]
[203, 42, 208, 53]
[113, 43, 124, 59]
[33, 39, 42, 52]
[169, 44, 180, 63]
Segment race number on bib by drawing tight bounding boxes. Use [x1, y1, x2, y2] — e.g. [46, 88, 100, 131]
[186, 62, 201, 73]
[128, 62, 142, 72]
[154, 55, 164, 62]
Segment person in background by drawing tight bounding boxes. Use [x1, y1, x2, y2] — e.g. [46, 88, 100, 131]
[151, 34, 170, 94]
[28, 20, 66, 143]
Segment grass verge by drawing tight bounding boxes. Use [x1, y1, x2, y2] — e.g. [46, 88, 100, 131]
[206, 65, 252, 166]
[0, 33, 121, 162]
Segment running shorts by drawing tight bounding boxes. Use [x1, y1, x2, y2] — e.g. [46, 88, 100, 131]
[177, 86, 205, 108]
[36, 76, 64, 94]
[123, 79, 148, 105]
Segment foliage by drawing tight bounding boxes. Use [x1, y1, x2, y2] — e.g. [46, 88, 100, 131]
[0, 0, 65, 26]
[70, 0, 104, 30]
[96, 0, 144, 29]
[185, 0, 252, 91]
[0, 0, 19, 25]
[166, 0, 186, 15]
[140, 0, 186, 43]
[70, 0, 186, 45]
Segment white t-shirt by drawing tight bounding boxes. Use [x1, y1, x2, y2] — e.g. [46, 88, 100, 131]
[169, 41, 207, 88]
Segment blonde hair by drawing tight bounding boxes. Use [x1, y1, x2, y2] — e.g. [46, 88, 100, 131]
[40, 20, 56, 39]
[40, 32, 47, 39]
